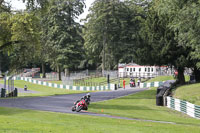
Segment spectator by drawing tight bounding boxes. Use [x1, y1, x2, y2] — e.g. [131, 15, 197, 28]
[137, 77, 141, 87]
[123, 79, 126, 89]
[24, 85, 27, 91]
[174, 70, 178, 79]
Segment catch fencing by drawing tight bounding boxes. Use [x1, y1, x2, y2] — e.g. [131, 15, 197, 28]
[8, 77, 116, 91]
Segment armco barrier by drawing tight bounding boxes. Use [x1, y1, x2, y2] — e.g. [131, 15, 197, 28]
[7, 77, 115, 91]
[166, 96, 200, 119]
[140, 81, 165, 88]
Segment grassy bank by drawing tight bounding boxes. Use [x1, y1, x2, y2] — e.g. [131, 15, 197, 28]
[174, 83, 200, 105]
[146, 76, 175, 82]
[146, 75, 190, 83]
[0, 80, 84, 97]
[0, 107, 199, 133]
[88, 87, 200, 125]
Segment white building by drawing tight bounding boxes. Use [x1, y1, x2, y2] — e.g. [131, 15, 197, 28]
[118, 63, 169, 78]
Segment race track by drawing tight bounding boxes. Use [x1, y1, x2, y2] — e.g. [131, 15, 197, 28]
[0, 87, 148, 114]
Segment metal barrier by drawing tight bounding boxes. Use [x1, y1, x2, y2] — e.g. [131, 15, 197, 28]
[155, 80, 175, 106]
[166, 97, 200, 119]
[155, 80, 200, 119]
[1, 75, 18, 98]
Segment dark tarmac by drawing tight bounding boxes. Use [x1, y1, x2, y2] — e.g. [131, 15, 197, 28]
[0, 86, 147, 114]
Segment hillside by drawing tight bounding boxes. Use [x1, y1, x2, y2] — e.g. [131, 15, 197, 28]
[173, 83, 200, 106]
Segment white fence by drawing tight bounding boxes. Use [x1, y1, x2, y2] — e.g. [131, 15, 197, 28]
[6, 77, 116, 91]
[166, 96, 200, 119]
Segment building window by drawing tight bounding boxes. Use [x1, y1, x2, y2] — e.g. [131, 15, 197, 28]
[151, 68, 154, 72]
[133, 68, 135, 71]
[145, 68, 147, 72]
[139, 68, 141, 72]
[130, 68, 132, 72]
[127, 68, 129, 71]
[148, 68, 150, 72]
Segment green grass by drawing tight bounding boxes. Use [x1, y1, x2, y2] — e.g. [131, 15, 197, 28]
[0, 107, 200, 133]
[0, 80, 84, 97]
[0, 78, 200, 132]
[174, 83, 200, 105]
[88, 87, 200, 125]
[85, 77, 107, 83]
[146, 76, 175, 82]
[74, 77, 121, 86]
[146, 75, 190, 83]
[46, 80, 62, 84]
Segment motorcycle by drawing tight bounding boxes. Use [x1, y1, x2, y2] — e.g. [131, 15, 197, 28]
[72, 98, 89, 112]
[130, 80, 135, 87]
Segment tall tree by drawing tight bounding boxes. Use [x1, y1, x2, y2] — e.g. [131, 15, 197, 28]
[135, 0, 190, 84]
[83, 0, 142, 73]
[159, 0, 200, 81]
[43, 0, 85, 80]
[8, 12, 41, 70]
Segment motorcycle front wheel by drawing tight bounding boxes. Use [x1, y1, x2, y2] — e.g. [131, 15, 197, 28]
[76, 106, 82, 112]
[71, 106, 76, 112]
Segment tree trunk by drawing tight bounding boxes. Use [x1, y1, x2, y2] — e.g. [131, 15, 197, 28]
[177, 67, 185, 85]
[57, 66, 61, 81]
[42, 62, 46, 78]
[193, 67, 200, 82]
[65, 68, 70, 77]
[102, 9, 108, 77]
[102, 32, 106, 76]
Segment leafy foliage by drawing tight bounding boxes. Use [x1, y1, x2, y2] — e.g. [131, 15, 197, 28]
[83, 0, 143, 70]
[42, 0, 85, 76]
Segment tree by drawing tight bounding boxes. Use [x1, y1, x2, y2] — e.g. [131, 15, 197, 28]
[135, 0, 191, 84]
[7, 12, 41, 71]
[43, 0, 85, 80]
[159, 0, 200, 81]
[0, 2, 42, 71]
[83, 0, 143, 73]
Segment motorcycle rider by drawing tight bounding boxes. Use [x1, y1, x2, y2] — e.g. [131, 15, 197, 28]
[85, 93, 91, 105]
[72, 93, 91, 111]
[74, 93, 91, 106]
[130, 78, 135, 87]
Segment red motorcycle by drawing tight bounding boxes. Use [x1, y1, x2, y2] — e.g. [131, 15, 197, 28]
[72, 98, 88, 112]
[130, 80, 135, 87]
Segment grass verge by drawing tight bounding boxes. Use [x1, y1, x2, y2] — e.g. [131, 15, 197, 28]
[0, 107, 200, 133]
[146, 76, 175, 82]
[0, 80, 85, 97]
[146, 75, 190, 83]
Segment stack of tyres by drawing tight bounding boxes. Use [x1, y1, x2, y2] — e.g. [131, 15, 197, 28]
[14, 88, 18, 97]
[156, 86, 168, 106]
[1, 88, 6, 98]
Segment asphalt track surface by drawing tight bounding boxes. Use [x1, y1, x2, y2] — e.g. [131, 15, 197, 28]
[0, 87, 147, 113]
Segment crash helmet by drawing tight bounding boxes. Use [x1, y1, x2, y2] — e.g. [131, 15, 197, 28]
[86, 93, 91, 98]
[83, 95, 87, 99]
